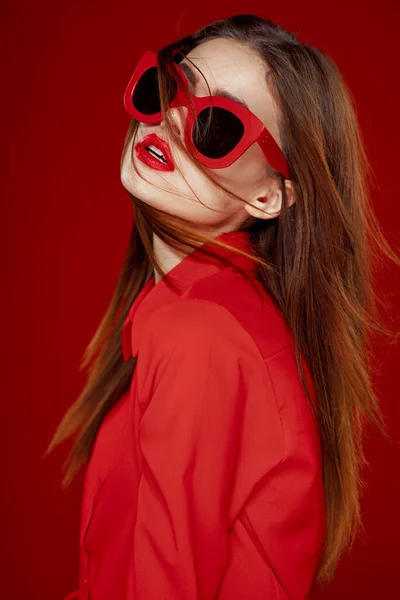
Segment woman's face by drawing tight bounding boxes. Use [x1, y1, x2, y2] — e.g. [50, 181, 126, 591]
[120, 37, 286, 231]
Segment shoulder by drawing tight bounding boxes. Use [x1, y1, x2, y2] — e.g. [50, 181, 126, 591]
[184, 269, 295, 359]
[141, 270, 293, 361]
[135, 298, 272, 423]
[143, 297, 262, 360]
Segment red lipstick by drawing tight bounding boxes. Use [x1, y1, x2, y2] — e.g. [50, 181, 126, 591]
[134, 133, 175, 172]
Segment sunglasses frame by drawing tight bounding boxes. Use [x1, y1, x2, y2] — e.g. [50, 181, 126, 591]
[123, 50, 290, 179]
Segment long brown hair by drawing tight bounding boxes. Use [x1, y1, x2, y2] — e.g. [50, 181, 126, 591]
[46, 14, 400, 586]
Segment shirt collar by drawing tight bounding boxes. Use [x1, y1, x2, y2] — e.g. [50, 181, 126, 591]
[121, 229, 257, 360]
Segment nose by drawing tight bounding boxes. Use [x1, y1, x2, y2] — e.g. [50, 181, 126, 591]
[162, 104, 188, 142]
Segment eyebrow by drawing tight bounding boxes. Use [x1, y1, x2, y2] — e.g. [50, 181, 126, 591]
[177, 61, 250, 110]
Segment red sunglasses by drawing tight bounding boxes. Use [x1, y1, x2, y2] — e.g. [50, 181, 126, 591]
[123, 50, 290, 179]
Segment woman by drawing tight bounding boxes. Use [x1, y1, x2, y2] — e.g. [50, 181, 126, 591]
[48, 13, 399, 600]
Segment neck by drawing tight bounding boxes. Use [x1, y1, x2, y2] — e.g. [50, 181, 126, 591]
[152, 228, 229, 284]
[152, 234, 190, 284]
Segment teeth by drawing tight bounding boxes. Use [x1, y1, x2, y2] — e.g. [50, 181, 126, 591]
[146, 144, 167, 163]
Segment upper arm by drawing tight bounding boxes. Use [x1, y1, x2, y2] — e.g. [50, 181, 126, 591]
[129, 298, 287, 599]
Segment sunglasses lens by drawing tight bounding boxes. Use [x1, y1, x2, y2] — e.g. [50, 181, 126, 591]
[132, 67, 160, 114]
[193, 107, 245, 159]
[132, 66, 178, 116]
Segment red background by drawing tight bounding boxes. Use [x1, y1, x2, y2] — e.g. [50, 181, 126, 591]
[2, 1, 399, 599]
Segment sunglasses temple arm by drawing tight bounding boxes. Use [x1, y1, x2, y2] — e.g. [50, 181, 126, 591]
[259, 134, 290, 180]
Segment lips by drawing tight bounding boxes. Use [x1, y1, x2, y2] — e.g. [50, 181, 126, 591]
[134, 133, 175, 172]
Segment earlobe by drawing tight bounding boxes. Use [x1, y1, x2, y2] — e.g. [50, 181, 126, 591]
[244, 179, 295, 220]
[245, 186, 282, 220]
[244, 196, 280, 220]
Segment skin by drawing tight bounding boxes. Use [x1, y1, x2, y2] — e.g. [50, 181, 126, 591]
[120, 37, 295, 283]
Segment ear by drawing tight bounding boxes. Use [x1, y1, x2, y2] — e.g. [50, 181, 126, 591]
[244, 178, 295, 220]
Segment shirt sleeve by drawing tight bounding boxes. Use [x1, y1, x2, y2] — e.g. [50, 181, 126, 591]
[128, 298, 269, 599]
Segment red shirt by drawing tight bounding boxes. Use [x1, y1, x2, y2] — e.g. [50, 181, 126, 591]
[65, 230, 326, 600]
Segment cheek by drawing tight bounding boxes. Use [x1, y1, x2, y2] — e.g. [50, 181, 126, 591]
[119, 133, 266, 223]
[212, 143, 267, 198]
[120, 150, 133, 190]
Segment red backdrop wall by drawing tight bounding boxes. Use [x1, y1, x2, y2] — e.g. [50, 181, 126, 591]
[2, 1, 399, 599]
